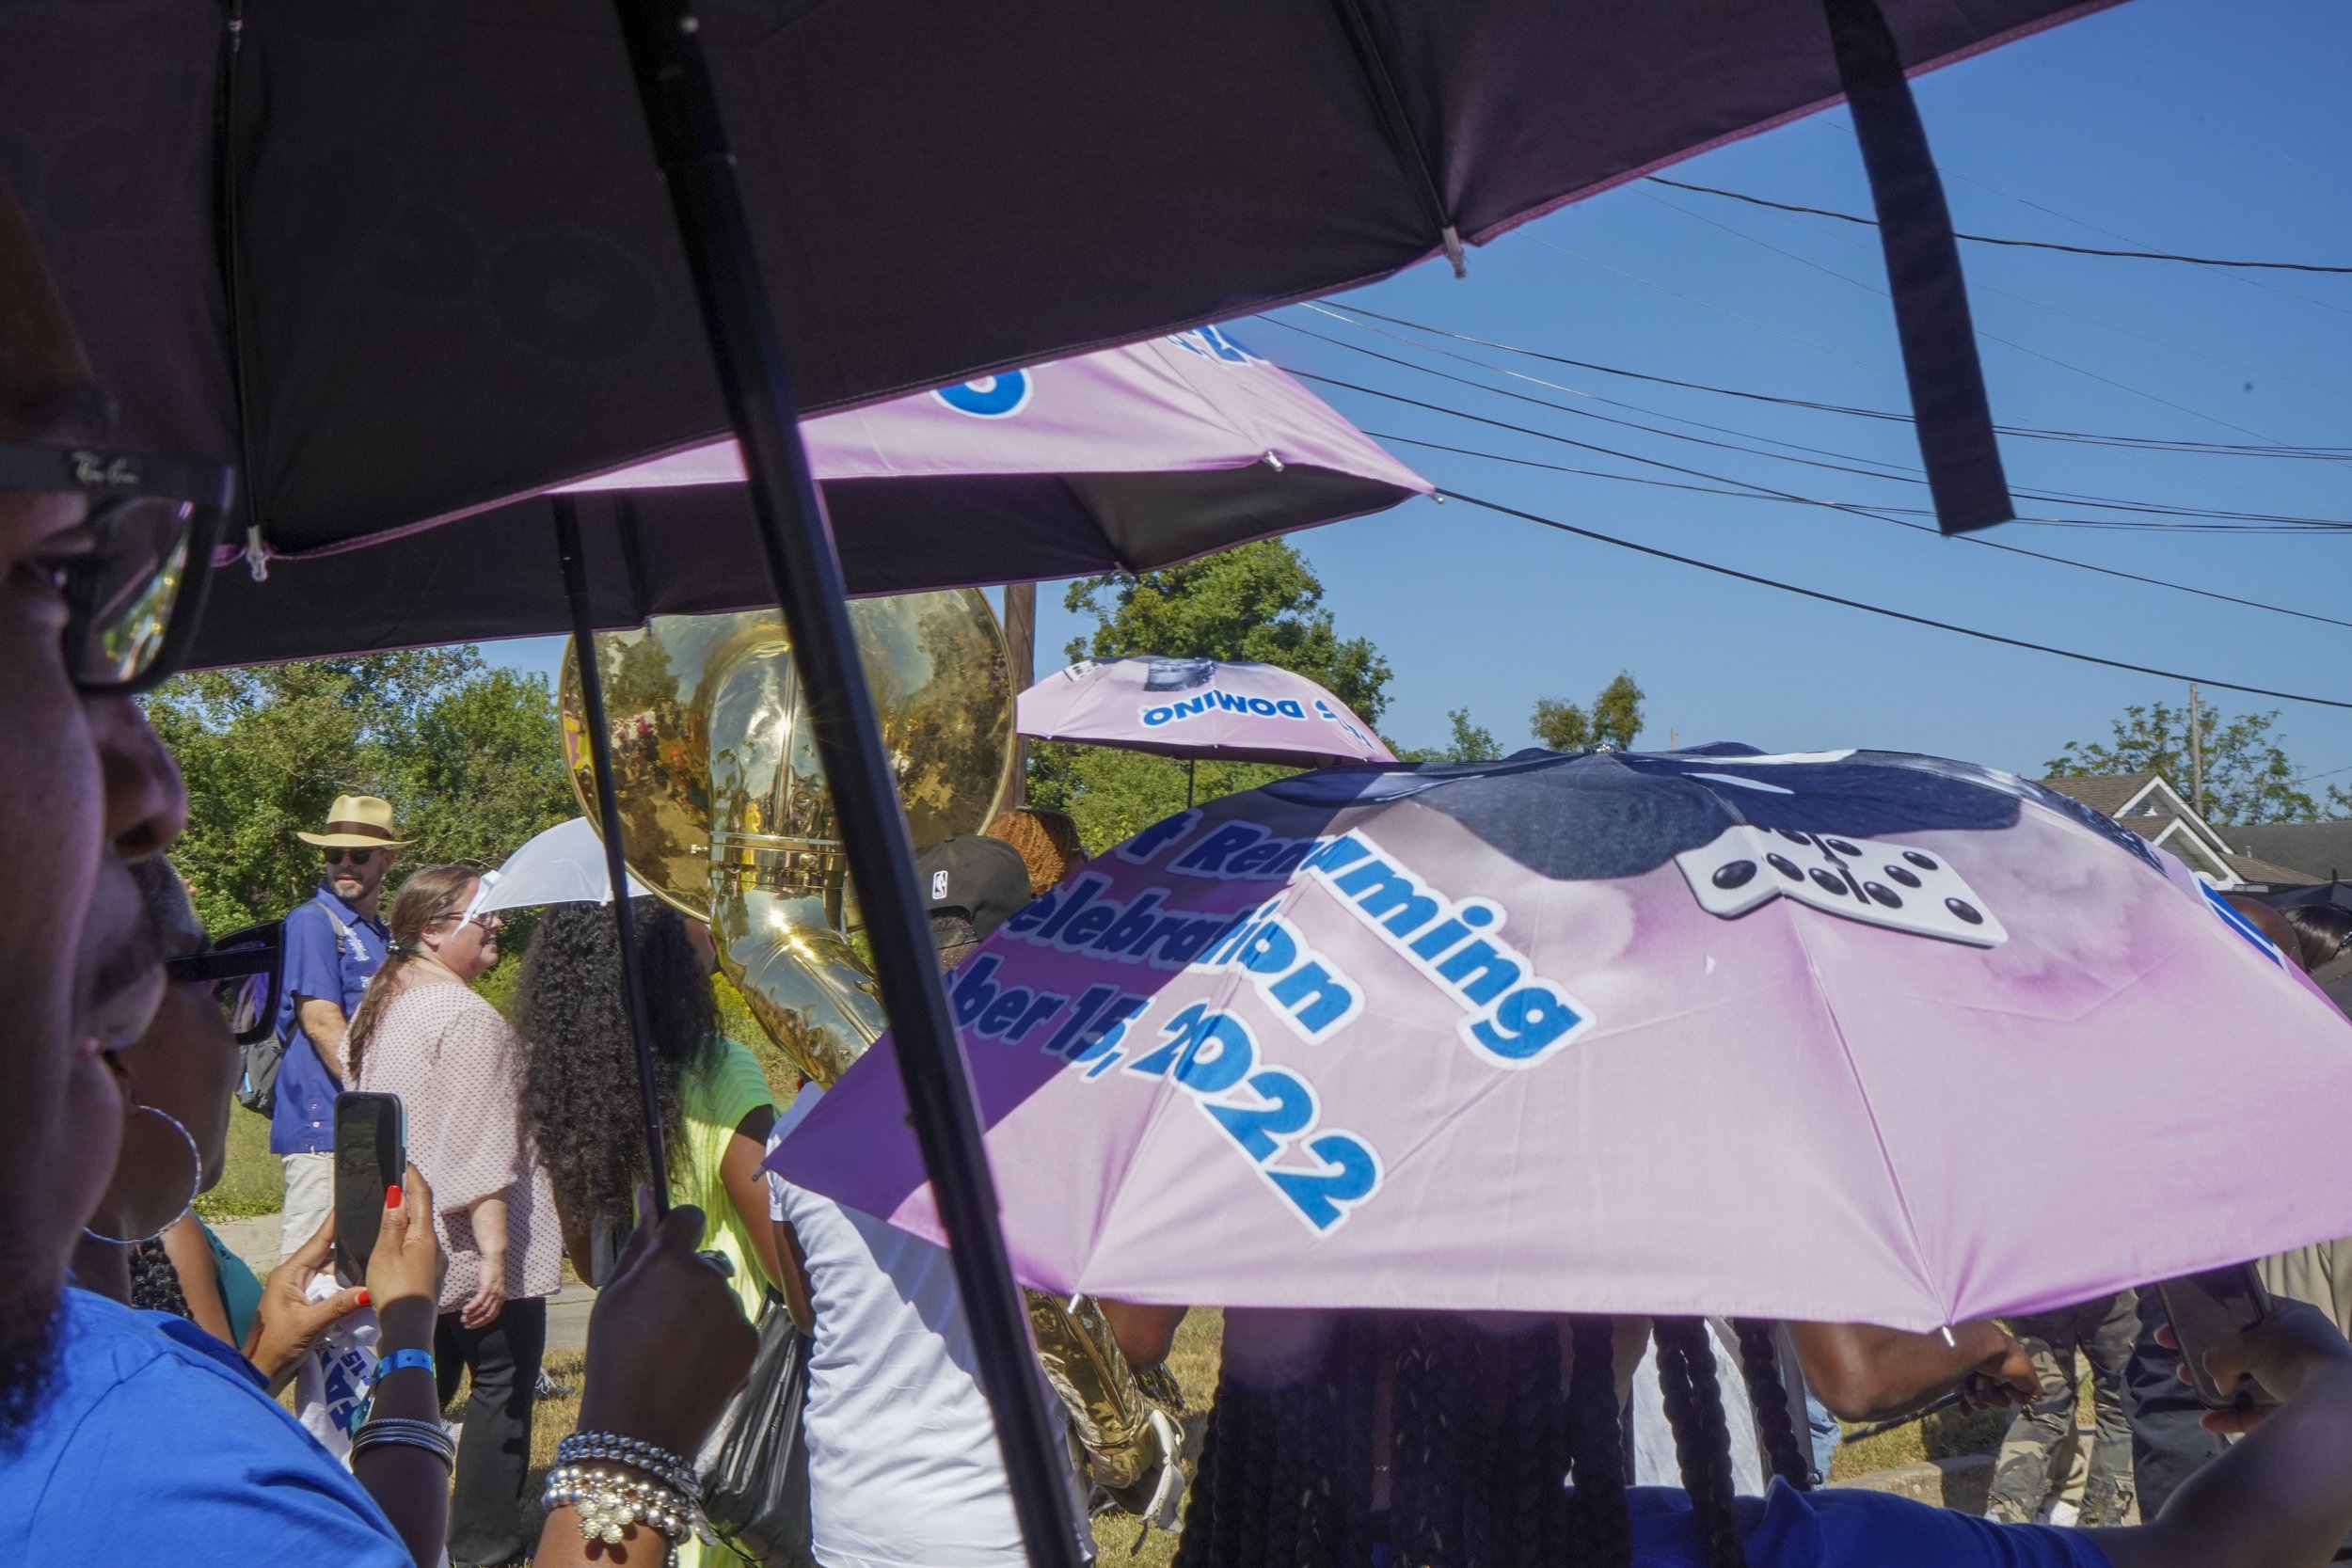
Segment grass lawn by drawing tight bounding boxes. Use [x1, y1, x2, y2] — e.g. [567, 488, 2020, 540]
[198, 1101, 285, 1220]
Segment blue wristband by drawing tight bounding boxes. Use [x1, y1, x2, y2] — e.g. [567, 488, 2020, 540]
[377, 1348, 434, 1379]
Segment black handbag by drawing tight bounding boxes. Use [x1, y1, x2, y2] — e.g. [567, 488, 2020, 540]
[236, 1031, 286, 1116]
[697, 1291, 818, 1568]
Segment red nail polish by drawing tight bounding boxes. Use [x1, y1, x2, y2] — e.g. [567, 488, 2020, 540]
[356, 1289, 372, 1307]
[385, 1183, 403, 1210]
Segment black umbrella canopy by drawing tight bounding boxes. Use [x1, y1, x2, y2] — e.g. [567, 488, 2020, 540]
[5, 0, 2115, 560]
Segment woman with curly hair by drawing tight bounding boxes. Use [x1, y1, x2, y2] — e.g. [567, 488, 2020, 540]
[511, 896, 779, 1317]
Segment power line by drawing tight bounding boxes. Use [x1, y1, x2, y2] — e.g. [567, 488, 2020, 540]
[1434, 484, 2352, 713]
[1285, 342, 2352, 531]
[1322, 304, 2352, 461]
[1362, 429, 2352, 629]
[1649, 177, 2352, 276]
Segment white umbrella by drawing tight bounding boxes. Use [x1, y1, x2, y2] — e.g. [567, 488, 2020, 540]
[469, 816, 651, 917]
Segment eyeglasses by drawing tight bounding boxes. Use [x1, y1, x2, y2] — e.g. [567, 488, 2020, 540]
[162, 919, 285, 1046]
[322, 848, 378, 866]
[0, 442, 235, 696]
[443, 911, 502, 934]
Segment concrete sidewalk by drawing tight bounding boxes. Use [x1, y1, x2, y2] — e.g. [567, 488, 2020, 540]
[211, 1212, 596, 1355]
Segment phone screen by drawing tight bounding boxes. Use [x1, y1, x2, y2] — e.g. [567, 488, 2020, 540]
[2156, 1263, 2277, 1409]
[332, 1091, 405, 1288]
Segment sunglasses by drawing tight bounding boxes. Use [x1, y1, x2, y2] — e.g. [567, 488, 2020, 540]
[0, 442, 235, 696]
[162, 919, 285, 1047]
[322, 848, 378, 866]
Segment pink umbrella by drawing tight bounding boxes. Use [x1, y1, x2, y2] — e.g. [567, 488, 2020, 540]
[186, 329, 1430, 667]
[770, 745, 2352, 1331]
[1018, 657, 1396, 770]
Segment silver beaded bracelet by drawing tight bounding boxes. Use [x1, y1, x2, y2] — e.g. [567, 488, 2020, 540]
[541, 1461, 710, 1554]
[351, 1415, 457, 1470]
[553, 1431, 703, 1499]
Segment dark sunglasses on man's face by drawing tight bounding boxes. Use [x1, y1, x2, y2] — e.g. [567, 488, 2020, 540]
[162, 919, 284, 1046]
[323, 848, 377, 867]
[0, 443, 235, 696]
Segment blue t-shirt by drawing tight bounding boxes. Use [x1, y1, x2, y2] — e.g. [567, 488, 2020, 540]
[270, 887, 388, 1155]
[0, 1291, 408, 1566]
[1626, 1482, 2112, 1568]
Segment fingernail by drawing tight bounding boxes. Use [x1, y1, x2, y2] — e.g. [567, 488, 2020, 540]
[356, 1289, 372, 1307]
[385, 1183, 403, 1209]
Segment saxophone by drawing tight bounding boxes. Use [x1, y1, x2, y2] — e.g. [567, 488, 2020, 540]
[559, 597, 1184, 1509]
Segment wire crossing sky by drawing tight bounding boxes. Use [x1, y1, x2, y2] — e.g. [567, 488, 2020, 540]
[492, 0, 2352, 795]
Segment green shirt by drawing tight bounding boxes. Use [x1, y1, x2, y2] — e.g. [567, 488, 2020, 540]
[678, 1036, 777, 1322]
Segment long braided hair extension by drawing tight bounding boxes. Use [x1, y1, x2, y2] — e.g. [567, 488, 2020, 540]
[1491, 1323, 1573, 1568]
[1391, 1313, 1480, 1568]
[1729, 1320, 1817, 1490]
[1652, 1319, 1751, 1568]
[1565, 1317, 1630, 1568]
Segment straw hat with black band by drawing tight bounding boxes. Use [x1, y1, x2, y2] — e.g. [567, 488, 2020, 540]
[294, 795, 415, 849]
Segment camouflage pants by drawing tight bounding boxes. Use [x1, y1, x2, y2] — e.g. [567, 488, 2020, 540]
[1985, 1290, 2138, 1527]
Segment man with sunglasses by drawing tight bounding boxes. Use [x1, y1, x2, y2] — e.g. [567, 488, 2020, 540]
[273, 795, 406, 1261]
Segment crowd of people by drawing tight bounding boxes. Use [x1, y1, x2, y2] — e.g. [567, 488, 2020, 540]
[8, 161, 2352, 1568]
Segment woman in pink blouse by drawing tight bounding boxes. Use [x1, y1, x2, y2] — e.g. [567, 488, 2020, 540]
[349, 864, 561, 1568]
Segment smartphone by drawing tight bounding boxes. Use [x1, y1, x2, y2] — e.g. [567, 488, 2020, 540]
[332, 1091, 405, 1288]
[2156, 1263, 2279, 1409]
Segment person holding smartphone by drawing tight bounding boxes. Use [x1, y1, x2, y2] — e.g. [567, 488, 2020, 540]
[349, 864, 562, 1568]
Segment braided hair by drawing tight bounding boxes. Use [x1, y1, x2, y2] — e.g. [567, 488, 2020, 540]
[1730, 1319, 1818, 1490]
[127, 1238, 194, 1322]
[1565, 1317, 1629, 1568]
[1652, 1319, 1750, 1568]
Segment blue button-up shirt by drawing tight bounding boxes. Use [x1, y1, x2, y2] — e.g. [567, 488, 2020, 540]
[268, 887, 389, 1156]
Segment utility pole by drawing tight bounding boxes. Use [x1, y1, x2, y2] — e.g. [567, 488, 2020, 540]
[2188, 682, 2205, 819]
[1002, 582, 1036, 808]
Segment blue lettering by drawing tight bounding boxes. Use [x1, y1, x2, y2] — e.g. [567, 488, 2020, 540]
[1174, 822, 1265, 875]
[1118, 810, 1200, 864]
[1043, 985, 1112, 1056]
[1267, 961, 1358, 1039]
[1435, 939, 1520, 1006]
[1333, 860, 1439, 937]
[1468, 985, 1585, 1066]
[950, 955, 1001, 1029]
[1275, 699, 1306, 719]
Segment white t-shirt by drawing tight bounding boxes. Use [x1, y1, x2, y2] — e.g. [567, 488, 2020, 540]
[767, 1089, 1089, 1568]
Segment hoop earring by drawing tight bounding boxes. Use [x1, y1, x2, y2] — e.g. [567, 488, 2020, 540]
[81, 1102, 202, 1247]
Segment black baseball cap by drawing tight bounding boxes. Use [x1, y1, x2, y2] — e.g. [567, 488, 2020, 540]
[914, 835, 1034, 942]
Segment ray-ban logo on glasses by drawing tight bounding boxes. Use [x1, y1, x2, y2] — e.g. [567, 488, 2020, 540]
[70, 451, 140, 490]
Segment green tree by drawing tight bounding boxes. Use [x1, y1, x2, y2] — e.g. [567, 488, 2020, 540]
[1532, 672, 1645, 752]
[1029, 542, 1391, 852]
[2044, 699, 2351, 826]
[1058, 541, 1391, 721]
[146, 649, 575, 933]
[1393, 707, 1501, 765]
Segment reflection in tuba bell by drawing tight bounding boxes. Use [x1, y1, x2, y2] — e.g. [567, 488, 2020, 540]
[560, 594, 1185, 1517]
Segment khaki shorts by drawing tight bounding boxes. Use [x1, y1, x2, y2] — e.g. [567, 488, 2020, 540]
[278, 1150, 334, 1261]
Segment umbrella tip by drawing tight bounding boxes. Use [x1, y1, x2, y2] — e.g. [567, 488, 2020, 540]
[1261, 449, 1285, 472]
[243, 524, 272, 583]
[1441, 225, 1466, 279]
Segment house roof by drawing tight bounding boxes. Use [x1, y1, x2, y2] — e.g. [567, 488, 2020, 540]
[2038, 772, 2163, 819]
[2219, 851, 2323, 887]
[2233, 821, 2352, 884]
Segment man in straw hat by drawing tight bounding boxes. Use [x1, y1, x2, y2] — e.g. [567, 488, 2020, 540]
[271, 795, 410, 1259]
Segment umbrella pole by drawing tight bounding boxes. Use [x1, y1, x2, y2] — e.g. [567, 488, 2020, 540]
[608, 8, 1085, 1567]
[553, 496, 673, 1214]
[1186, 754, 1196, 810]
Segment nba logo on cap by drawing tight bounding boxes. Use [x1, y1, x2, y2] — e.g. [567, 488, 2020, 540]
[933, 870, 951, 900]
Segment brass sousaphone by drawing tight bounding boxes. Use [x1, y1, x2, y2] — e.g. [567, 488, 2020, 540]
[559, 594, 1184, 1512]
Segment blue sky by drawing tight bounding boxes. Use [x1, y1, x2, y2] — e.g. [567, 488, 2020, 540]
[492, 0, 2352, 798]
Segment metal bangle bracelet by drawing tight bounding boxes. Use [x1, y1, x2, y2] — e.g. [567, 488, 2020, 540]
[352, 1416, 457, 1468]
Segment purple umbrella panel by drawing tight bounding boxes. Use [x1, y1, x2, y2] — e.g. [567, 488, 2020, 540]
[771, 746, 2352, 1331]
